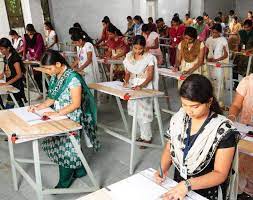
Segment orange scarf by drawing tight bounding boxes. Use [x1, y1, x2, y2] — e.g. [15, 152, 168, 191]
[181, 39, 201, 63]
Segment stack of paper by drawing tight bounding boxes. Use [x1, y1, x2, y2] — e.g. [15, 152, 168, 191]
[10, 106, 68, 125]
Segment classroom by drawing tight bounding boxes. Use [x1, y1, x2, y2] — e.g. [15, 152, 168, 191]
[0, 0, 253, 199]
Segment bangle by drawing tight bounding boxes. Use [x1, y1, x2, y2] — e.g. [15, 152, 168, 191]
[184, 179, 192, 192]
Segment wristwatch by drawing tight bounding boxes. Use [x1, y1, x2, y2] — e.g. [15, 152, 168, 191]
[184, 179, 192, 192]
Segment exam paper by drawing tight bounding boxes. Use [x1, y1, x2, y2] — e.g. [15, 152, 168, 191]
[98, 81, 133, 92]
[10, 106, 67, 125]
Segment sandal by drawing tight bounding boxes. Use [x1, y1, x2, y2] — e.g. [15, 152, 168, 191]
[139, 139, 152, 149]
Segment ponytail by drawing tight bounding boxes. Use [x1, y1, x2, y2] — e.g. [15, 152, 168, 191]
[210, 97, 223, 115]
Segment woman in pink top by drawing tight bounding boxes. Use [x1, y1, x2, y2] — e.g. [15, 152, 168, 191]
[169, 16, 186, 67]
[229, 74, 253, 198]
[142, 24, 163, 65]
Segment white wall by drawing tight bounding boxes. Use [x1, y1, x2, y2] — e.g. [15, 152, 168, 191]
[50, 0, 133, 43]
[21, 0, 45, 36]
[204, 0, 234, 18]
[190, 0, 204, 18]
[0, 0, 10, 38]
[235, 0, 253, 20]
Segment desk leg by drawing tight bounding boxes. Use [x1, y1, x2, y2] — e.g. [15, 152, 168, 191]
[8, 139, 18, 191]
[33, 140, 43, 200]
[109, 64, 114, 81]
[26, 68, 30, 106]
[130, 101, 138, 175]
[162, 76, 171, 110]
[246, 56, 252, 76]
[154, 97, 164, 146]
[216, 68, 223, 102]
[229, 67, 233, 104]
[116, 97, 129, 134]
[69, 135, 99, 190]
[9, 93, 19, 108]
[42, 73, 46, 101]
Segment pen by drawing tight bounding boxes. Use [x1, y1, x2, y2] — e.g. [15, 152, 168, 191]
[159, 163, 163, 178]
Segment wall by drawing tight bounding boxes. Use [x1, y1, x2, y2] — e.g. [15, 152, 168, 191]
[50, 0, 133, 43]
[235, 0, 253, 20]
[0, 0, 10, 38]
[190, 0, 204, 18]
[204, 0, 234, 18]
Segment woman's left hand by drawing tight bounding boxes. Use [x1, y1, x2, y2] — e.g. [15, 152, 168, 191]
[162, 181, 188, 200]
[43, 111, 60, 117]
[0, 82, 7, 86]
[132, 85, 142, 90]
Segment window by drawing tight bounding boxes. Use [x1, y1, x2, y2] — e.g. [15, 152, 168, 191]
[5, 0, 24, 28]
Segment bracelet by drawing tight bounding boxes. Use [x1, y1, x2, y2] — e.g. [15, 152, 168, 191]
[228, 114, 237, 121]
[184, 179, 192, 192]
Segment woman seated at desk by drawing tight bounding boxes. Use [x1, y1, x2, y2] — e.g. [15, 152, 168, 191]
[141, 24, 163, 65]
[205, 23, 229, 106]
[28, 50, 100, 188]
[228, 74, 253, 199]
[123, 35, 158, 148]
[0, 38, 26, 108]
[155, 74, 239, 200]
[104, 24, 129, 81]
[71, 32, 100, 84]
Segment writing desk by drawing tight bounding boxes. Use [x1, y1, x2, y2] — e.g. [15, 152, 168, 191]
[205, 62, 235, 104]
[0, 81, 20, 108]
[89, 81, 164, 174]
[97, 58, 124, 81]
[0, 108, 99, 200]
[77, 168, 207, 200]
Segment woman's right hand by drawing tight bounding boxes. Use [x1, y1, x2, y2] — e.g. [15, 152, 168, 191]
[154, 170, 167, 185]
[123, 81, 129, 88]
[27, 105, 39, 113]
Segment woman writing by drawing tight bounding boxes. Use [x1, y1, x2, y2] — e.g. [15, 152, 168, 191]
[28, 50, 100, 188]
[123, 35, 159, 148]
[155, 74, 239, 200]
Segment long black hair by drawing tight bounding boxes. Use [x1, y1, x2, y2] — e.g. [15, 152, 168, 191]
[107, 24, 123, 36]
[133, 15, 144, 24]
[0, 37, 17, 54]
[179, 74, 223, 114]
[25, 24, 36, 33]
[132, 35, 146, 47]
[41, 49, 71, 68]
[72, 22, 93, 44]
[71, 32, 92, 44]
[44, 21, 54, 30]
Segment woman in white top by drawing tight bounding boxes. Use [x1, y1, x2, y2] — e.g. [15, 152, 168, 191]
[123, 35, 159, 147]
[142, 24, 163, 65]
[133, 15, 144, 36]
[44, 21, 58, 50]
[205, 23, 229, 105]
[71, 33, 100, 84]
[9, 30, 23, 54]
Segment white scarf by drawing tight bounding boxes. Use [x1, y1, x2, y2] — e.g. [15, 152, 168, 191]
[168, 108, 236, 175]
[123, 52, 159, 90]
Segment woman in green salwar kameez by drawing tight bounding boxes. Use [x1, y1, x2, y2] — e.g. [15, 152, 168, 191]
[28, 50, 100, 188]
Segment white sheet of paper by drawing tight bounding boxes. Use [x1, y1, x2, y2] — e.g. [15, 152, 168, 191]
[98, 81, 133, 92]
[10, 106, 67, 125]
[244, 136, 253, 142]
[234, 122, 253, 135]
[158, 68, 182, 79]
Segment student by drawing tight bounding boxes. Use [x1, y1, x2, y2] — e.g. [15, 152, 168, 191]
[233, 19, 253, 77]
[44, 21, 58, 50]
[125, 16, 135, 37]
[203, 13, 213, 27]
[73, 22, 93, 44]
[228, 16, 242, 51]
[133, 15, 144, 36]
[214, 17, 226, 35]
[9, 30, 23, 54]
[142, 24, 163, 65]
[205, 24, 229, 105]
[23, 24, 45, 94]
[228, 10, 236, 30]
[0, 38, 26, 108]
[184, 14, 193, 27]
[246, 11, 253, 22]
[175, 27, 204, 76]
[28, 50, 99, 188]
[147, 17, 157, 32]
[169, 16, 186, 67]
[104, 24, 129, 80]
[228, 74, 253, 199]
[71, 33, 100, 84]
[155, 74, 239, 200]
[96, 18, 111, 46]
[157, 18, 169, 38]
[193, 16, 210, 42]
[123, 35, 159, 147]
[217, 11, 226, 23]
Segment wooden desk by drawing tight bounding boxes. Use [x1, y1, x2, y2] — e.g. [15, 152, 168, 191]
[205, 62, 235, 104]
[0, 109, 99, 200]
[97, 58, 124, 81]
[77, 168, 207, 200]
[89, 82, 164, 174]
[0, 81, 20, 108]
